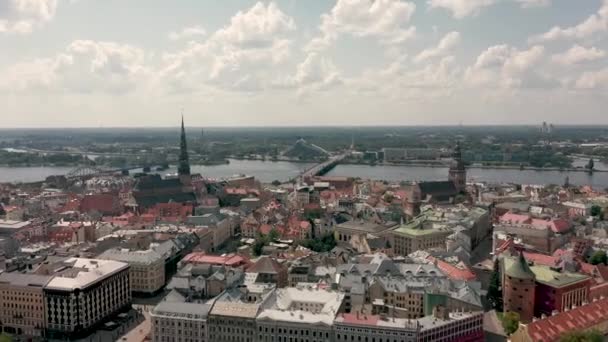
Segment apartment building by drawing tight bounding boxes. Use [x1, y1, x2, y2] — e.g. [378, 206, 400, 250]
[151, 301, 212, 342]
[43, 258, 131, 339]
[0, 273, 51, 338]
[99, 247, 165, 294]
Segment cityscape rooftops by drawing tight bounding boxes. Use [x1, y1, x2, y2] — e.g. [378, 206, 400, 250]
[151, 301, 212, 321]
[0, 272, 52, 288]
[98, 247, 164, 265]
[257, 287, 345, 326]
[503, 256, 590, 288]
[334, 313, 419, 330]
[182, 253, 249, 267]
[210, 284, 275, 319]
[335, 220, 398, 234]
[44, 257, 129, 291]
[519, 297, 608, 342]
[417, 310, 483, 332]
[0, 219, 31, 232]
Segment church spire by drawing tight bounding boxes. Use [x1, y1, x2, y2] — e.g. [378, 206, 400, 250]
[178, 115, 191, 176]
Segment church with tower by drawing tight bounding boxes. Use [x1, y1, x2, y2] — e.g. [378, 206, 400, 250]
[132, 117, 197, 210]
[405, 142, 467, 217]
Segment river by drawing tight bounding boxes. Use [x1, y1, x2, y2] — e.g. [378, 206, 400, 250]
[0, 160, 315, 184]
[325, 164, 608, 188]
[1, 159, 608, 188]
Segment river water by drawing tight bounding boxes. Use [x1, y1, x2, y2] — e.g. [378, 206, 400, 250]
[0, 160, 315, 184]
[325, 164, 608, 188]
[1, 159, 608, 188]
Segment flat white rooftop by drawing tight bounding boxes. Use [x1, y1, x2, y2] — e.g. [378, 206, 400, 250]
[45, 257, 129, 291]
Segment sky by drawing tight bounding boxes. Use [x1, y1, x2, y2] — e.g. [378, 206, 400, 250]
[1, 0, 608, 127]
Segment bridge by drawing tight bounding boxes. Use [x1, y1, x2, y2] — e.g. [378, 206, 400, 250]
[65, 165, 160, 179]
[296, 153, 349, 182]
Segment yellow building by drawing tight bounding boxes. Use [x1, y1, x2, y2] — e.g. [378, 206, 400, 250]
[0, 273, 51, 337]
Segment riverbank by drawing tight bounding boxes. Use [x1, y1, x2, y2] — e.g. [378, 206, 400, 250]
[340, 160, 608, 173]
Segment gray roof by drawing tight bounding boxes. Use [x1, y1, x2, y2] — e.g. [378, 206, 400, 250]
[152, 301, 212, 320]
[98, 248, 163, 265]
[0, 272, 52, 287]
[335, 220, 397, 234]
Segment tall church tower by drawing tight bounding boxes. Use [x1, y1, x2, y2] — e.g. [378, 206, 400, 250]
[448, 141, 466, 193]
[178, 116, 191, 177]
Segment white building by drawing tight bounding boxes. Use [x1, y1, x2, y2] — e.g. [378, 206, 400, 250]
[334, 312, 419, 342]
[151, 301, 212, 342]
[256, 285, 345, 342]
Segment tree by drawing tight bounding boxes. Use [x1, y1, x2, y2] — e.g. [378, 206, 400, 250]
[559, 330, 603, 342]
[589, 250, 608, 265]
[252, 233, 271, 256]
[591, 205, 602, 217]
[252, 239, 265, 256]
[487, 259, 503, 311]
[268, 228, 280, 242]
[299, 233, 336, 253]
[501, 311, 520, 335]
[271, 180, 281, 186]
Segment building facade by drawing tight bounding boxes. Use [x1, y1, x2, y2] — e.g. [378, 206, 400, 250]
[502, 253, 536, 323]
[43, 258, 131, 339]
[334, 313, 419, 342]
[99, 248, 166, 294]
[0, 273, 51, 338]
[151, 302, 211, 342]
[391, 222, 451, 257]
[256, 287, 344, 342]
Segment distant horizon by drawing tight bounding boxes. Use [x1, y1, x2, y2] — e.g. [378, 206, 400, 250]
[1, 123, 608, 130]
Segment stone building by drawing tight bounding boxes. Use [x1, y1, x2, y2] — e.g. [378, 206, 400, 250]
[207, 284, 275, 342]
[98, 247, 166, 294]
[151, 301, 212, 342]
[502, 252, 536, 323]
[256, 286, 344, 342]
[0, 273, 51, 338]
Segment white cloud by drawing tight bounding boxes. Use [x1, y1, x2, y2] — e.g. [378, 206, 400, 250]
[516, 0, 551, 8]
[530, 0, 608, 42]
[306, 0, 417, 52]
[427, 0, 496, 19]
[575, 68, 608, 89]
[465, 44, 554, 89]
[552, 45, 606, 65]
[168, 26, 207, 41]
[2, 40, 149, 93]
[274, 52, 342, 90]
[414, 31, 461, 63]
[0, 0, 58, 34]
[160, 2, 296, 93]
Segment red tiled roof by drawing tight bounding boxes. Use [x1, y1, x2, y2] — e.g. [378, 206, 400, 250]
[494, 238, 514, 255]
[522, 252, 559, 267]
[525, 297, 608, 342]
[499, 213, 571, 233]
[427, 256, 476, 281]
[259, 224, 273, 235]
[182, 253, 249, 267]
[338, 313, 380, 326]
[80, 193, 120, 214]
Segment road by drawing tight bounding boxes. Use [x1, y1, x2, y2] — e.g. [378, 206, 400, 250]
[115, 305, 152, 342]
